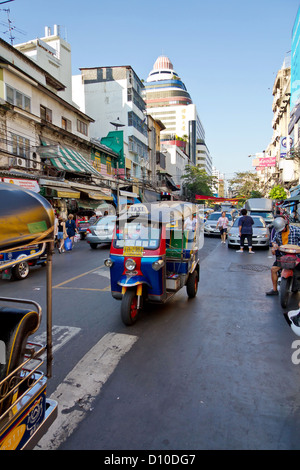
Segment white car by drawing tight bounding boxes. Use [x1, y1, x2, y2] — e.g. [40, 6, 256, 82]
[227, 215, 270, 249]
[86, 215, 116, 249]
[204, 212, 233, 236]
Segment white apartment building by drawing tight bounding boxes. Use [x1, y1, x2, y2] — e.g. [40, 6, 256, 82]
[14, 25, 74, 106]
[196, 140, 213, 176]
[72, 66, 148, 181]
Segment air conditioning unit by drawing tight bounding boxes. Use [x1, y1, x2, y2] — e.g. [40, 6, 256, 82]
[30, 152, 41, 170]
[15, 158, 27, 168]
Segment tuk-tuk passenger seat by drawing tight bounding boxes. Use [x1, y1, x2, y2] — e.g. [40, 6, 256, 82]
[166, 229, 194, 259]
[0, 307, 39, 383]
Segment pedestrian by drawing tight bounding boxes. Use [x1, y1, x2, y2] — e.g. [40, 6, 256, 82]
[266, 216, 300, 295]
[216, 211, 229, 244]
[236, 208, 255, 253]
[66, 214, 78, 247]
[55, 216, 67, 253]
[184, 215, 193, 230]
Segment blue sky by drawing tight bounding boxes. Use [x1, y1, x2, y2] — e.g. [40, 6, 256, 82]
[1, 0, 299, 180]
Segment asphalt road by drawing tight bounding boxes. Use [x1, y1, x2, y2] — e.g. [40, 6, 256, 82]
[2, 235, 300, 451]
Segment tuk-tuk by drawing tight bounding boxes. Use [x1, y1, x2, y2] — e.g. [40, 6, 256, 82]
[0, 244, 47, 280]
[105, 201, 203, 325]
[0, 182, 57, 450]
[76, 209, 95, 240]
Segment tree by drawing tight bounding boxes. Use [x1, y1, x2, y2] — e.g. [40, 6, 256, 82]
[268, 185, 287, 200]
[229, 171, 262, 199]
[181, 165, 217, 201]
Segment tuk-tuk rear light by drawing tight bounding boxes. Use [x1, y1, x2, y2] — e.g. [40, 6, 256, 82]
[104, 258, 114, 268]
[0, 254, 3, 260]
[152, 259, 165, 271]
[125, 258, 136, 271]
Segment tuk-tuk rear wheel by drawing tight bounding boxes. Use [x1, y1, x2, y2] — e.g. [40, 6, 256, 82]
[11, 261, 30, 280]
[121, 289, 139, 326]
[186, 270, 198, 298]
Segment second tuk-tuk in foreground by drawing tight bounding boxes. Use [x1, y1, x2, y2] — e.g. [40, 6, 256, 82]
[105, 201, 203, 325]
[0, 182, 57, 450]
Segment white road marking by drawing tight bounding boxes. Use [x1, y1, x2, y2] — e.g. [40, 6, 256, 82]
[92, 268, 111, 279]
[33, 325, 81, 357]
[35, 332, 138, 450]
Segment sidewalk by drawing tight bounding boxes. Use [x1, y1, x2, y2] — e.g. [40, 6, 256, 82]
[194, 241, 300, 449]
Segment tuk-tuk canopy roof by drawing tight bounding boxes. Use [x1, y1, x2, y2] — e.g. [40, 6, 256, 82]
[0, 182, 55, 251]
[118, 201, 200, 223]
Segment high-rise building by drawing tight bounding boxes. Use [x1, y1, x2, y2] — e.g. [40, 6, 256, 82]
[144, 56, 206, 166]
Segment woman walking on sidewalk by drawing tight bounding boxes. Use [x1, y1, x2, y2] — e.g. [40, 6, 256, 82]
[216, 211, 229, 244]
[236, 209, 255, 253]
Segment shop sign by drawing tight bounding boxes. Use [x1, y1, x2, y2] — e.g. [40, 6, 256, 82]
[2, 178, 40, 193]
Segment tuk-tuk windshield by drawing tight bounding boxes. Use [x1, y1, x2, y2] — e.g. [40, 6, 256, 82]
[113, 220, 161, 250]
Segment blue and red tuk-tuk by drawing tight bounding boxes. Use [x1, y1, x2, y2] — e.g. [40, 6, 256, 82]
[105, 201, 203, 325]
[0, 182, 57, 450]
[0, 244, 47, 280]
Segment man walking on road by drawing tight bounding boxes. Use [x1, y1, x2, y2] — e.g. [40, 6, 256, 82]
[236, 209, 255, 253]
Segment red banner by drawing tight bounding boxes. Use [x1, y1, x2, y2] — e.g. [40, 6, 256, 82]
[195, 195, 243, 202]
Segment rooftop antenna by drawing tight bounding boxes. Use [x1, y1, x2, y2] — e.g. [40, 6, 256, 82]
[0, 1, 26, 45]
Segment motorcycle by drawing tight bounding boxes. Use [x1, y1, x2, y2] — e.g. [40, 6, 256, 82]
[278, 244, 300, 309]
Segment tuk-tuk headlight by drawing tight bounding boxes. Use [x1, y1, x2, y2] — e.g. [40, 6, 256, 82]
[125, 258, 136, 271]
[152, 259, 165, 271]
[104, 258, 114, 268]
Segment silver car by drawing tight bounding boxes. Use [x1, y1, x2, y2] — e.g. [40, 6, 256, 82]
[204, 212, 233, 236]
[227, 215, 270, 249]
[86, 215, 116, 249]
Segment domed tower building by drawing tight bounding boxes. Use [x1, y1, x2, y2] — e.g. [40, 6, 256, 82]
[144, 56, 211, 180]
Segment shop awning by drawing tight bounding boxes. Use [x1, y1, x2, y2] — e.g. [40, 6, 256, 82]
[40, 145, 101, 176]
[75, 188, 113, 201]
[40, 185, 81, 199]
[282, 195, 300, 206]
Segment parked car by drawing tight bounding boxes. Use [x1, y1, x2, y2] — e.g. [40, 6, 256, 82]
[227, 215, 270, 249]
[86, 215, 117, 249]
[204, 212, 233, 236]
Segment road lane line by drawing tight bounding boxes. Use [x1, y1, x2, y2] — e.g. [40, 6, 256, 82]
[54, 286, 110, 291]
[53, 265, 104, 288]
[35, 332, 138, 450]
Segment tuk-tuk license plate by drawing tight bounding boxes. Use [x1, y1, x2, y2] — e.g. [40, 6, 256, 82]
[123, 246, 144, 256]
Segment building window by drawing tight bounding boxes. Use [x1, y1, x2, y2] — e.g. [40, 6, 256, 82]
[11, 133, 30, 158]
[128, 111, 147, 137]
[62, 117, 72, 132]
[5, 84, 31, 112]
[77, 119, 88, 136]
[40, 105, 52, 123]
[106, 157, 112, 175]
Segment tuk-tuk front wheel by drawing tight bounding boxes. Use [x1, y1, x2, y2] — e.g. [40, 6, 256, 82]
[121, 289, 139, 326]
[186, 270, 198, 298]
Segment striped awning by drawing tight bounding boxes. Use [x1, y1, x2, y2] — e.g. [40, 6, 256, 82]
[40, 145, 101, 176]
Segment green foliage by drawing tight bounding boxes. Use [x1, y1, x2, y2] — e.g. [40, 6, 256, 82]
[229, 171, 262, 199]
[268, 185, 287, 200]
[181, 165, 217, 201]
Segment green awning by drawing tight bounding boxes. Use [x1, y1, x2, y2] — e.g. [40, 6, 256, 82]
[40, 145, 101, 176]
